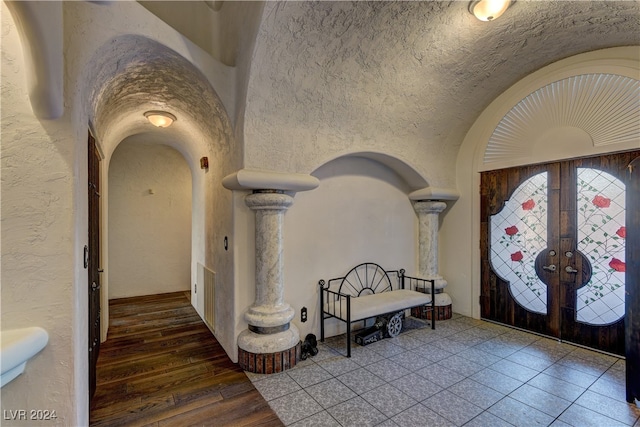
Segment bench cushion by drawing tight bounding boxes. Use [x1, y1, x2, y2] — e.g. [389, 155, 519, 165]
[325, 290, 432, 322]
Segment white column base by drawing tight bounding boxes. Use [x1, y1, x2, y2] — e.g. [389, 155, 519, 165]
[434, 292, 452, 306]
[237, 324, 300, 354]
[245, 304, 295, 328]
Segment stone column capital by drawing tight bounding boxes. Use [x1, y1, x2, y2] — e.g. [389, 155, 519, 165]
[413, 200, 447, 214]
[245, 190, 293, 211]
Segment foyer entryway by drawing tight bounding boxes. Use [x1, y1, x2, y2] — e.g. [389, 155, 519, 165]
[480, 150, 639, 355]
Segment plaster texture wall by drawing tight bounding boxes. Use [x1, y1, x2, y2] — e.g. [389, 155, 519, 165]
[108, 139, 192, 298]
[1, 3, 79, 422]
[2, 2, 242, 424]
[283, 156, 418, 338]
[3, 1, 63, 119]
[244, 1, 639, 188]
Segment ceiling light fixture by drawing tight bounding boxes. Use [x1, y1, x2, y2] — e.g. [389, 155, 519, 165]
[469, 0, 512, 21]
[144, 111, 176, 128]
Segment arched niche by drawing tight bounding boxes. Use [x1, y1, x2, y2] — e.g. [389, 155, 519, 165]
[318, 151, 430, 191]
[284, 153, 425, 339]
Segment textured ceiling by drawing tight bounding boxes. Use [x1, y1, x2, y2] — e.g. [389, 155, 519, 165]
[84, 1, 639, 189]
[87, 35, 233, 159]
[243, 1, 640, 187]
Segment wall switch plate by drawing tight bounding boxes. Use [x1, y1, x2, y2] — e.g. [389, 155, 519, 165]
[301, 307, 307, 322]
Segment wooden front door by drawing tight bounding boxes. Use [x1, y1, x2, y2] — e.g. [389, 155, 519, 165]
[88, 132, 101, 399]
[480, 150, 639, 355]
[626, 156, 639, 403]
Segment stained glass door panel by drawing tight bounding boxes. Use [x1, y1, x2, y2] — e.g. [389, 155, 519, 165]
[575, 168, 626, 325]
[490, 172, 548, 315]
[557, 154, 637, 355]
[481, 163, 560, 339]
[481, 151, 638, 355]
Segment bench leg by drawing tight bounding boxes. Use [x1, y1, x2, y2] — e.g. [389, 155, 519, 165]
[347, 325, 351, 357]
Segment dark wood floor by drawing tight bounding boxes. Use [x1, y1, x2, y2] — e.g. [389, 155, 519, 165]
[90, 292, 282, 427]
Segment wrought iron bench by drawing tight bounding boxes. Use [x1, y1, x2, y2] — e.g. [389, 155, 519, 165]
[319, 262, 435, 357]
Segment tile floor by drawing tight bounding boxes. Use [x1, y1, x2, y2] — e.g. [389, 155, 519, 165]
[246, 314, 640, 427]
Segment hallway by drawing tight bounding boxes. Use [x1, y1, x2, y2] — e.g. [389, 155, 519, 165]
[89, 292, 281, 426]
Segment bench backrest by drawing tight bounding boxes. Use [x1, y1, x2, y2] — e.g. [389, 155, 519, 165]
[331, 262, 401, 297]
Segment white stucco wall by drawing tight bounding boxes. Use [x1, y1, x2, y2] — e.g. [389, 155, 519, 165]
[244, 1, 457, 188]
[1, 3, 80, 422]
[2, 2, 241, 424]
[108, 139, 192, 299]
[283, 157, 418, 339]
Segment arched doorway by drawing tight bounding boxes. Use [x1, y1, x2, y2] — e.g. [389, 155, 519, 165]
[83, 34, 238, 404]
[108, 137, 192, 299]
[475, 63, 639, 356]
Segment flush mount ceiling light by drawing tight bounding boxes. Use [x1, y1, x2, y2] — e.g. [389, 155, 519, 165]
[469, 0, 512, 21]
[144, 111, 176, 128]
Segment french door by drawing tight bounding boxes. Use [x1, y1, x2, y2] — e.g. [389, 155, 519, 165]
[480, 151, 639, 355]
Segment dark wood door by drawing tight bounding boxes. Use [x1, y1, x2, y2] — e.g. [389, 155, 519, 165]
[626, 156, 639, 403]
[88, 132, 101, 400]
[481, 162, 561, 338]
[481, 151, 639, 355]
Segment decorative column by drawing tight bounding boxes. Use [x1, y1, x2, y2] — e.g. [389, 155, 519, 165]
[223, 169, 319, 374]
[409, 187, 459, 321]
[237, 190, 300, 373]
[412, 200, 452, 320]
[414, 201, 448, 285]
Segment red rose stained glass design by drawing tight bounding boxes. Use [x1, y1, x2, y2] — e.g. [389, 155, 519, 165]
[592, 195, 611, 208]
[505, 226, 519, 236]
[609, 258, 625, 273]
[511, 251, 524, 262]
[490, 173, 548, 314]
[576, 168, 626, 325]
[521, 199, 535, 210]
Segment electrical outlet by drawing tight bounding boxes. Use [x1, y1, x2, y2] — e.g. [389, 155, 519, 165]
[301, 307, 307, 322]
